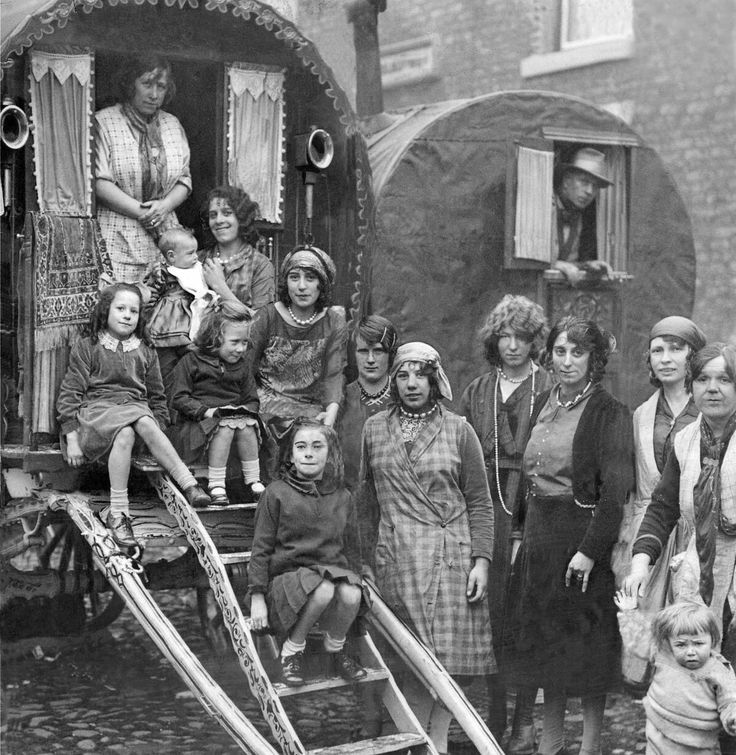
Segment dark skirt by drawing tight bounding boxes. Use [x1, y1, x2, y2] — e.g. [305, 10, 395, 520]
[503, 494, 620, 696]
[266, 564, 368, 640]
[78, 399, 156, 462]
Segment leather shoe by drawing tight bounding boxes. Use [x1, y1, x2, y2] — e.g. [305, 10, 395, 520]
[280, 651, 305, 686]
[106, 511, 138, 548]
[332, 649, 367, 681]
[505, 723, 537, 754]
[208, 488, 230, 506]
[184, 484, 211, 508]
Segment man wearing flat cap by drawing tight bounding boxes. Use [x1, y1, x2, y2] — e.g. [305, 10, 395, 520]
[553, 147, 613, 285]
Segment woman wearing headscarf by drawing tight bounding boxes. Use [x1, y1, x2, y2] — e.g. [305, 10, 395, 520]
[612, 317, 706, 681]
[359, 342, 495, 754]
[624, 343, 736, 755]
[247, 245, 347, 434]
[459, 295, 553, 751]
[504, 316, 634, 755]
[95, 54, 191, 283]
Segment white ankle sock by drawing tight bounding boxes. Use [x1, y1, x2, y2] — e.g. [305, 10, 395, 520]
[109, 488, 129, 516]
[208, 466, 227, 495]
[169, 460, 197, 490]
[323, 632, 346, 653]
[241, 460, 261, 484]
[281, 637, 306, 658]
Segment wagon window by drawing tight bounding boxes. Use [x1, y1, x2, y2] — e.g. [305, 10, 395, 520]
[29, 50, 94, 216]
[226, 65, 285, 225]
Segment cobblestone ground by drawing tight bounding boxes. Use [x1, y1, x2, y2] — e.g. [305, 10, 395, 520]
[1, 585, 647, 754]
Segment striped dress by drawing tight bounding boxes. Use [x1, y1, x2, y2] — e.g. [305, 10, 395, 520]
[360, 404, 496, 675]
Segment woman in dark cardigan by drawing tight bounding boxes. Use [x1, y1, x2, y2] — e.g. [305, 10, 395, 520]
[504, 316, 634, 755]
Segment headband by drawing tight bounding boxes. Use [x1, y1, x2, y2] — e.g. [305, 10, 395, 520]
[649, 316, 706, 352]
[390, 342, 453, 401]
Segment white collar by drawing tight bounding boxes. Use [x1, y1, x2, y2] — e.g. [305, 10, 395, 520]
[99, 331, 141, 352]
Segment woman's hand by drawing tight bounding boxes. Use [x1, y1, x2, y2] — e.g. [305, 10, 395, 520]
[249, 593, 269, 631]
[138, 199, 170, 231]
[622, 553, 652, 598]
[317, 403, 340, 428]
[466, 556, 489, 602]
[64, 431, 86, 468]
[202, 257, 233, 297]
[565, 551, 595, 592]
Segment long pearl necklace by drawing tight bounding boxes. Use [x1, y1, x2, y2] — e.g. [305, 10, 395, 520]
[555, 380, 592, 409]
[493, 367, 536, 516]
[359, 379, 390, 405]
[288, 304, 318, 326]
[399, 403, 437, 443]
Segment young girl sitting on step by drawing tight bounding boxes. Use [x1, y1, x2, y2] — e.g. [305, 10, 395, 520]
[57, 283, 211, 549]
[247, 418, 368, 686]
[167, 300, 264, 504]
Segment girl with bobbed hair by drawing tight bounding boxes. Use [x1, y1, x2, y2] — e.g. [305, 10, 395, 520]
[199, 185, 275, 311]
[504, 316, 634, 755]
[95, 53, 191, 283]
[460, 294, 553, 750]
[611, 316, 706, 687]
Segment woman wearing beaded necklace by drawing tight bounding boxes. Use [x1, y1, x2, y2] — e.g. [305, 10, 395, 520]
[248, 246, 347, 459]
[359, 342, 495, 754]
[338, 315, 398, 492]
[503, 316, 634, 755]
[199, 185, 275, 311]
[459, 295, 552, 752]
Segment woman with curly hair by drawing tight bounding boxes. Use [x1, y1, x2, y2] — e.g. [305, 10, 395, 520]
[459, 295, 553, 751]
[199, 184, 275, 310]
[504, 316, 634, 755]
[248, 246, 347, 457]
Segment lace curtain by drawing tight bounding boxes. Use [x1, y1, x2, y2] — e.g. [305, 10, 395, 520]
[514, 145, 555, 263]
[226, 66, 285, 224]
[29, 51, 93, 216]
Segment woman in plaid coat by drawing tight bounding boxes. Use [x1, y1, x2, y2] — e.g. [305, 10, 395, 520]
[359, 342, 495, 754]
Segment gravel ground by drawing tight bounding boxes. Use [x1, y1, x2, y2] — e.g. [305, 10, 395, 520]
[1, 585, 648, 754]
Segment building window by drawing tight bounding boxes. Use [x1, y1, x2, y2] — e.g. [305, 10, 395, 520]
[521, 0, 634, 78]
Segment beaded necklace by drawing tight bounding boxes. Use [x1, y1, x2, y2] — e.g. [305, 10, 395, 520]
[555, 380, 592, 409]
[497, 366, 532, 384]
[288, 304, 318, 326]
[359, 379, 390, 406]
[493, 366, 536, 516]
[399, 403, 437, 443]
[214, 243, 246, 267]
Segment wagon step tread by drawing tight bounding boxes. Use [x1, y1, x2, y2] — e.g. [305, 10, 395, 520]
[307, 731, 429, 754]
[273, 666, 388, 697]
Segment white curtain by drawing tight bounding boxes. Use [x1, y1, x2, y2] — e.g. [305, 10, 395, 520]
[596, 145, 628, 272]
[29, 51, 93, 216]
[227, 66, 285, 224]
[514, 145, 555, 263]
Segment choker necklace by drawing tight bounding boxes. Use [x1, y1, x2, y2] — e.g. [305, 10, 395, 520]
[497, 365, 532, 384]
[493, 368, 536, 517]
[399, 403, 437, 443]
[400, 404, 437, 420]
[288, 305, 318, 326]
[214, 243, 246, 267]
[555, 380, 592, 409]
[359, 379, 390, 405]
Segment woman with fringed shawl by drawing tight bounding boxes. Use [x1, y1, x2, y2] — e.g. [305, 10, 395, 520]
[459, 295, 553, 752]
[626, 342, 736, 755]
[95, 54, 191, 284]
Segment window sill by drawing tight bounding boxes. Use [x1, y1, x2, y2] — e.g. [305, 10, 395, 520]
[521, 37, 634, 78]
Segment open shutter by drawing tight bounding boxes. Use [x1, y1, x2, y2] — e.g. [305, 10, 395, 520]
[596, 144, 628, 272]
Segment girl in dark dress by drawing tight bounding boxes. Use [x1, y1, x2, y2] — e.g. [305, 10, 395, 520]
[504, 316, 634, 755]
[248, 418, 367, 686]
[167, 300, 263, 504]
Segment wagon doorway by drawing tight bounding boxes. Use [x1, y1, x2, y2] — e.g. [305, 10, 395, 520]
[94, 52, 219, 235]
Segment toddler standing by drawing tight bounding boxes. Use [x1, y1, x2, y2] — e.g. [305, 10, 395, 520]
[57, 283, 211, 548]
[617, 593, 736, 754]
[144, 227, 218, 377]
[167, 300, 264, 504]
[248, 418, 367, 686]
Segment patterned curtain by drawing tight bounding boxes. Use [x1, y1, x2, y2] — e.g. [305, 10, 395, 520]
[514, 145, 555, 263]
[226, 66, 285, 224]
[29, 51, 93, 216]
[596, 145, 628, 272]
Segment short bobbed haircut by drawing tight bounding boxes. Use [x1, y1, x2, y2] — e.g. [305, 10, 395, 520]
[389, 362, 443, 406]
[688, 342, 736, 392]
[652, 601, 720, 654]
[278, 417, 344, 488]
[544, 315, 615, 384]
[646, 334, 696, 389]
[90, 283, 148, 342]
[478, 294, 548, 367]
[194, 300, 252, 356]
[201, 185, 261, 247]
[354, 315, 399, 366]
[117, 54, 176, 107]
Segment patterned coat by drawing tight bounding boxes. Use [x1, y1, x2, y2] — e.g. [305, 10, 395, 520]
[360, 404, 496, 675]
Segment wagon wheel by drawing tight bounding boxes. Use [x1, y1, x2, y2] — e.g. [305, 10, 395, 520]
[37, 512, 125, 632]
